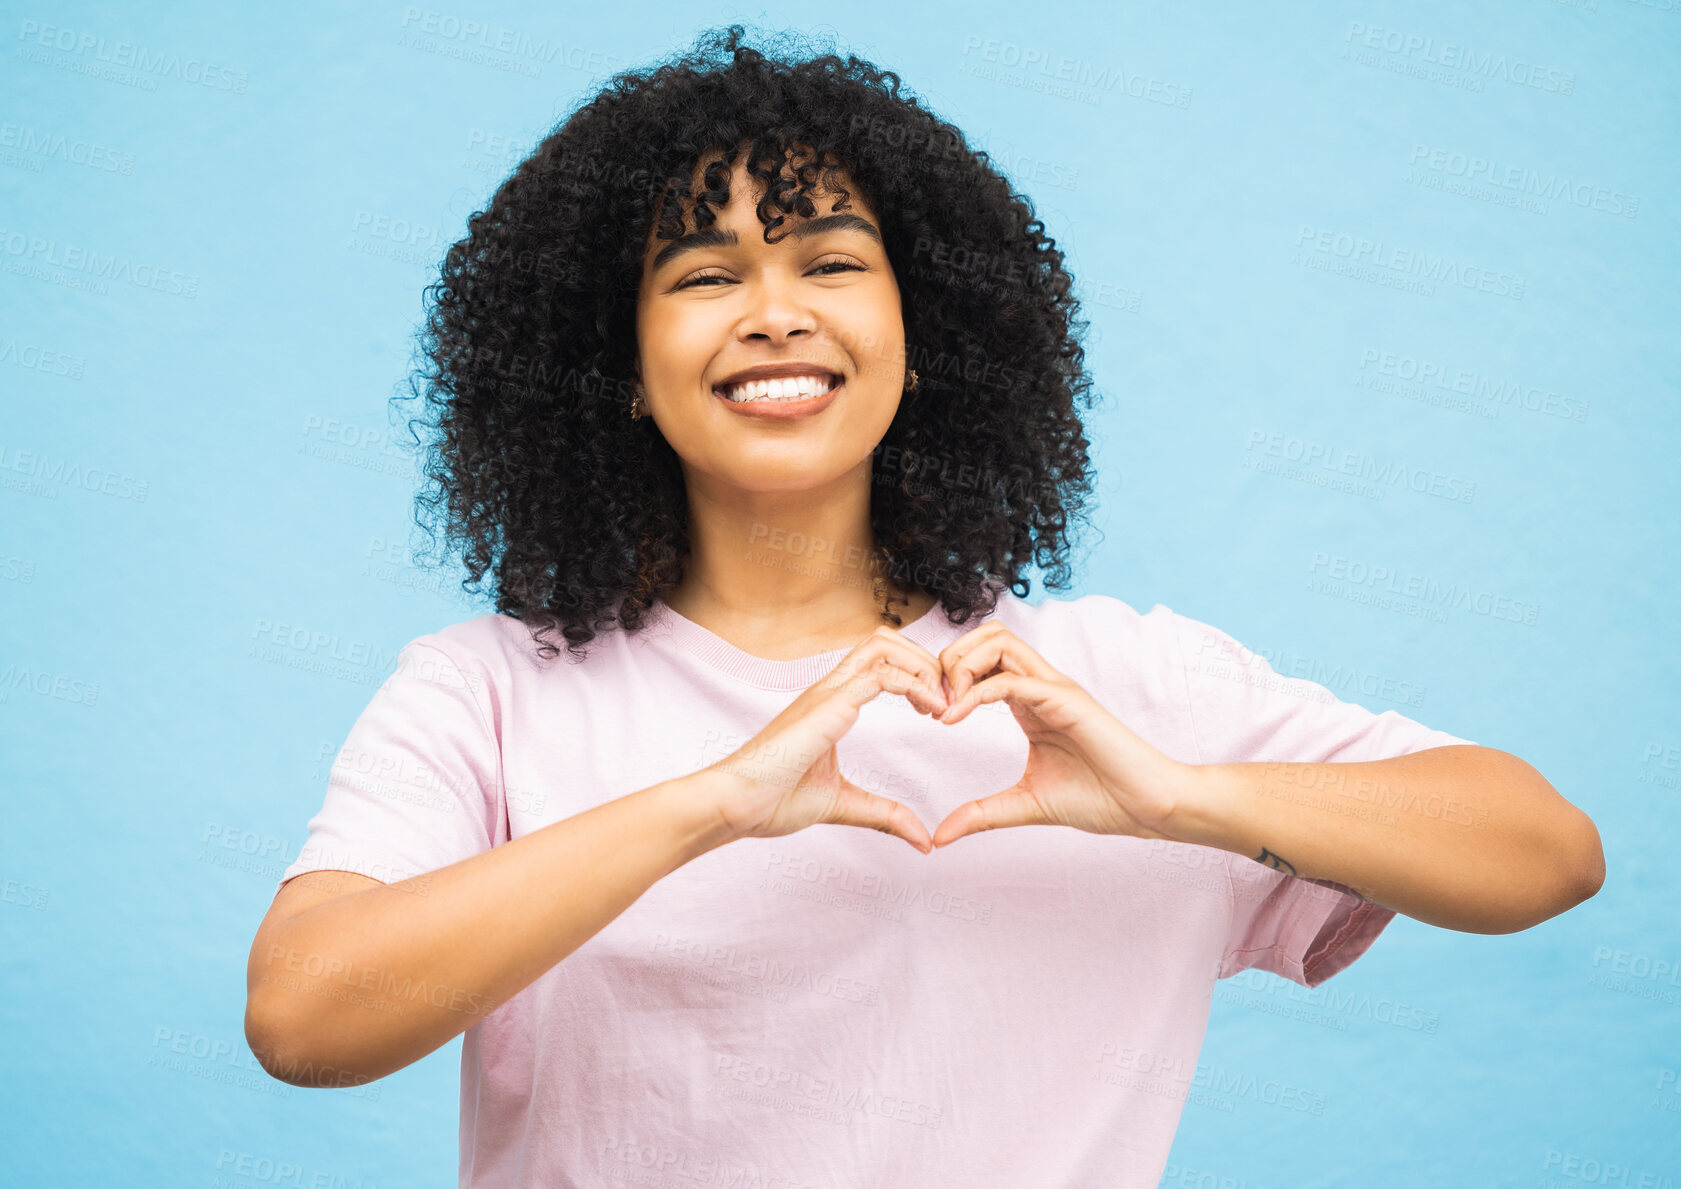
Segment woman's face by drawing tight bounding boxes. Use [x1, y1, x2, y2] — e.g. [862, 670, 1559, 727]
[635, 152, 907, 495]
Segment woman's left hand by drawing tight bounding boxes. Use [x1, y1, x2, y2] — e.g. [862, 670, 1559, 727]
[929, 622, 1195, 848]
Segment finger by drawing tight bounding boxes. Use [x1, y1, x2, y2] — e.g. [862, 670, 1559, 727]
[930, 785, 1047, 848]
[939, 625, 1057, 704]
[829, 777, 934, 853]
[768, 647, 942, 771]
[841, 651, 945, 716]
[871, 624, 948, 678]
[934, 621, 998, 701]
[870, 631, 951, 714]
[825, 632, 948, 715]
[938, 669, 1032, 725]
[815, 650, 926, 716]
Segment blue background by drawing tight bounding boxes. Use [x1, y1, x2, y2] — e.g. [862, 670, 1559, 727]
[2, 1, 1676, 1185]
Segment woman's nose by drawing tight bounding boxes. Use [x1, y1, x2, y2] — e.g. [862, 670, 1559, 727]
[737, 271, 818, 341]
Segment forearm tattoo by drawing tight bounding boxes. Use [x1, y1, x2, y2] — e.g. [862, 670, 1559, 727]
[1257, 853, 1383, 906]
[1254, 847, 1297, 876]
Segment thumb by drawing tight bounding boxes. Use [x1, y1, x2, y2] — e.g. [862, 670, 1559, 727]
[931, 783, 1047, 849]
[826, 774, 934, 855]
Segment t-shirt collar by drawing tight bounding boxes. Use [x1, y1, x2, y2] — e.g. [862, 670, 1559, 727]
[641, 588, 1000, 691]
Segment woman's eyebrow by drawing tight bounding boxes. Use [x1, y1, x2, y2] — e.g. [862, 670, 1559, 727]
[649, 212, 882, 273]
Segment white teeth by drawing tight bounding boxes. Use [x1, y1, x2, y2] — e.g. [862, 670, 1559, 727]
[721, 374, 838, 403]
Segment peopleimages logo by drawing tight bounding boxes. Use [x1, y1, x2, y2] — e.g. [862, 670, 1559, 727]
[0, 228, 199, 297]
[956, 34, 1193, 108]
[1356, 347, 1591, 423]
[1343, 21, 1576, 95]
[0, 338, 85, 379]
[1307, 552, 1540, 626]
[1294, 225, 1525, 299]
[1591, 946, 1681, 986]
[1244, 429, 1477, 504]
[1221, 968, 1441, 1033]
[397, 7, 625, 76]
[1541, 1149, 1672, 1189]
[0, 123, 135, 174]
[1407, 144, 1638, 218]
[15, 20, 250, 93]
[0, 443, 148, 502]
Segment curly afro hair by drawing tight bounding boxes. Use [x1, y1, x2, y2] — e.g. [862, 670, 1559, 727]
[401, 23, 1102, 662]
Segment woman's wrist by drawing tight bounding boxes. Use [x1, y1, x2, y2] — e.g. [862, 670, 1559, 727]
[649, 768, 742, 864]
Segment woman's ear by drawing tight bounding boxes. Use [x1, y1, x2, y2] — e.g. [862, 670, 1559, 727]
[628, 357, 650, 421]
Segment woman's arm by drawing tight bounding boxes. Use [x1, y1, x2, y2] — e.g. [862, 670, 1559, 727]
[246, 624, 945, 1087]
[244, 770, 737, 1087]
[1168, 745, 1606, 934]
[923, 620, 1603, 934]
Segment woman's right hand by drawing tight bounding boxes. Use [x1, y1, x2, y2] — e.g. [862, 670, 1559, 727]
[699, 626, 950, 853]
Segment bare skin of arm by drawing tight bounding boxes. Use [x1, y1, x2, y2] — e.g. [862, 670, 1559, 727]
[245, 772, 736, 1087]
[245, 626, 950, 1087]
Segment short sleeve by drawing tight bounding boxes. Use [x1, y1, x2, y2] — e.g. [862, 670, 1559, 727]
[1167, 608, 1478, 988]
[278, 639, 505, 892]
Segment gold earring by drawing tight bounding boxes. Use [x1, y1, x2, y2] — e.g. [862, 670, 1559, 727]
[905, 369, 919, 393]
[630, 384, 645, 421]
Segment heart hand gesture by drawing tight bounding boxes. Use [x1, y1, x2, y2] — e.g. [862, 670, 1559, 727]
[928, 621, 1191, 849]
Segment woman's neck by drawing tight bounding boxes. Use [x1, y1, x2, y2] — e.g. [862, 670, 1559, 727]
[659, 578, 937, 662]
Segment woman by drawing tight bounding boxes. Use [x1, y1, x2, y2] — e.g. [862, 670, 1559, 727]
[243, 25, 1604, 1188]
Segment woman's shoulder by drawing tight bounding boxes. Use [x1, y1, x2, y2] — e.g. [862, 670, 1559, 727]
[401, 611, 612, 693]
[980, 588, 1192, 686]
[991, 587, 1179, 641]
[972, 590, 1204, 731]
[412, 611, 521, 660]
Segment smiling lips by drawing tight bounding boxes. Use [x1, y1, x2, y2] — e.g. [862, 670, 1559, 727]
[717, 373, 840, 403]
[712, 370, 845, 420]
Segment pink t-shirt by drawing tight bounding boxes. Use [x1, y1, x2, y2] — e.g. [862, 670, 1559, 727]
[278, 588, 1475, 1188]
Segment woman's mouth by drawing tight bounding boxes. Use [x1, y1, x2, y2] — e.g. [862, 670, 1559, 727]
[713, 373, 843, 419]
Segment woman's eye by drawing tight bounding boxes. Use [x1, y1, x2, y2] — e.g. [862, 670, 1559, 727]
[674, 261, 865, 289]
